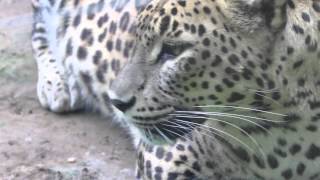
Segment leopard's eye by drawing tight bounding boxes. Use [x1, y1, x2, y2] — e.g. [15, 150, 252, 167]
[156, 43, 193, 64]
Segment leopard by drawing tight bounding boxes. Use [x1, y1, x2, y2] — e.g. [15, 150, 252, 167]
[32, 0, 320, 179]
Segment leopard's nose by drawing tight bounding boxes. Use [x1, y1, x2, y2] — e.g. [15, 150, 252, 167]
[110, 96, 136, 112]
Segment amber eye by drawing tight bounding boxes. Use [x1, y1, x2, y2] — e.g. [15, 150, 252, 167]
[156, 42, 193, 64]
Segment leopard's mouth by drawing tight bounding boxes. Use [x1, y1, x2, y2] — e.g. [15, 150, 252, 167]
[131, 107, 207, 144]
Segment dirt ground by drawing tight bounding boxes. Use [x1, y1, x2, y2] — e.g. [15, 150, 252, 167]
[0, 1, 136, 179]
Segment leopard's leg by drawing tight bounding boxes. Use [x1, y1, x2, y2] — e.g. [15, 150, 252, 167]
[31, 0, 84, 112]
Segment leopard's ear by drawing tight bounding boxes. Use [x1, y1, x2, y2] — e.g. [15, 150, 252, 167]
[226, 0, 288, 32]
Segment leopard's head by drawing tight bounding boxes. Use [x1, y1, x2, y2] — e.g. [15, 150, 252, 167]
[109, 0, 309, 145]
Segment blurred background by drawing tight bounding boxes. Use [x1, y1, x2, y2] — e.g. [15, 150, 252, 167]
[0, 1, 135, 179]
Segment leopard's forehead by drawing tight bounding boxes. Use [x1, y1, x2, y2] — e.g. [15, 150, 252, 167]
[135, 0, 228, 45]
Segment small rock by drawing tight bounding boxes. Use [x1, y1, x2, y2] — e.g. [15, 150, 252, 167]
[119, 168, 134, 175]
[25, 137, 32, 143]
[104, 136, 110, 143]
[89, 146, 97, 151]
[19, 165, 30, 173]
[2, 152, 10, 159]
[82, 167, 89, 173]
[36, 163, 45, 170]
[8, 140, 16, 146]
[67, 157, 77, 163]
[39, 140, 50, 145]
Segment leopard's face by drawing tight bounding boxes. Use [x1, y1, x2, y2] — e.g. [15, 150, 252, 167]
[109, 0, 301, 145]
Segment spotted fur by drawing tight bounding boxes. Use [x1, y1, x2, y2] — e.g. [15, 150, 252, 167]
[32, 0, 320, 179]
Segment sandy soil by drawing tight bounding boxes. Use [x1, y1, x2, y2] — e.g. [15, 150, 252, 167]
[0, 1, 136, 180]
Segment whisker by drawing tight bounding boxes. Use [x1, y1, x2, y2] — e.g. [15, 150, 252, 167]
[247, 88, 280, 93]
[173, 118, 255, 154]
[130, 118, 164, 125]
[168, 119, 255, 156]
[211, 113, 272, 135]
[146, 127, 154, 142]
[166, 120, 220, 142]
[254, 92, 282, 106]
[161, 121, 190, 130]
[165, 120, 196, 140]
[159, 123, 187, 140]
[193, 105, 286, 116]
[172, 113, 272, 135]
[174, 116, 266, 159]
[170, 120, 234, 150]
[153, 125, 174, 144]
[174, 111, 287, 123]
